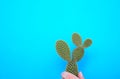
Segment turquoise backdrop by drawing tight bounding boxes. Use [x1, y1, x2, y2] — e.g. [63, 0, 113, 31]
[0, 0, 120, 79]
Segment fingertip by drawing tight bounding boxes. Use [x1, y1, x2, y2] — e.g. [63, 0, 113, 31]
[78, 72, 84, 79]
[79, 72, 83, 76]
[61, 72, 69, 78]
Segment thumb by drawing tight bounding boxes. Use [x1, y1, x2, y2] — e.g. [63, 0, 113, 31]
[78, 72, 84, 79]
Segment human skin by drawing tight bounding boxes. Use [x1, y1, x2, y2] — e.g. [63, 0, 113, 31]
[62, 72, 84, 79]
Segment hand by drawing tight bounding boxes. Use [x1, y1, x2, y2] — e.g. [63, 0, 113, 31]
[62, 72, 84, 79]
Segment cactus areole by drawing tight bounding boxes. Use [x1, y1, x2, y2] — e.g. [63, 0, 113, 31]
[56, 33, 92, 77]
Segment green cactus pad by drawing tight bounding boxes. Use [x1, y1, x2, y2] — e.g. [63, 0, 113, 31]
[56, 40, 71, 62]
[72, 33, 82, 46]
[83, 39, 92, 48]
[66, 61, 78, 76]
[72, 47, 84, 62]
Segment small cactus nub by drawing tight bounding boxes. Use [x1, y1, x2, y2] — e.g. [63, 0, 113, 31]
[83, 39, 92, 48]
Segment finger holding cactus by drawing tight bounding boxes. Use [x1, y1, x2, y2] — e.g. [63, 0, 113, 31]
[56, 33, 92, 77]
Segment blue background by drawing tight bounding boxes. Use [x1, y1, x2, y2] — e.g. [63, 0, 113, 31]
[0, 0, 120, 79]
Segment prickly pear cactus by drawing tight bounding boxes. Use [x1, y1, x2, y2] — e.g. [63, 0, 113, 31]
[56, 33, 92, 77]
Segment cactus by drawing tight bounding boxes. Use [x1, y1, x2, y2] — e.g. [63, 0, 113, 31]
[56, 33, 92, 77]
